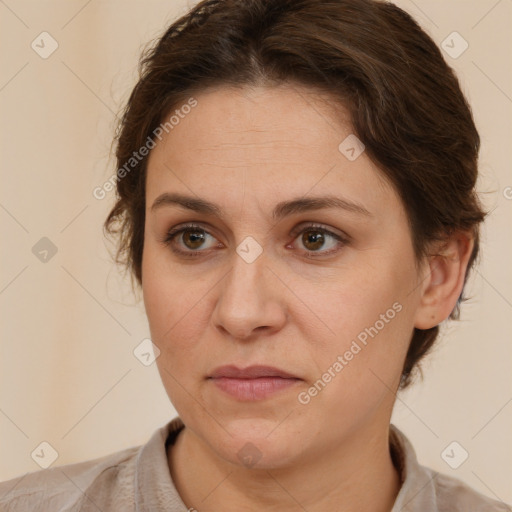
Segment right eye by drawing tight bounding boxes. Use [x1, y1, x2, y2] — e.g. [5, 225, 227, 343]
[162, 223, 222, 257]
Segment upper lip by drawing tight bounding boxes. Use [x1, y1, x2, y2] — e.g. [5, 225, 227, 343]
[208, 365, 300, 379]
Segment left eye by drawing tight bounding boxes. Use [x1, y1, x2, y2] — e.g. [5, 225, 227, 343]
[290, 225, 346, 256]
[162, 223, 347, 258]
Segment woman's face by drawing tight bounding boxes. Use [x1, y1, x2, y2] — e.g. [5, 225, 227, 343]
[142, 83, 427, 468]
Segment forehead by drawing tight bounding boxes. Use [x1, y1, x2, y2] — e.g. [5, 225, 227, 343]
[156, 83, 352, 156]
[145, 83, 398, 218]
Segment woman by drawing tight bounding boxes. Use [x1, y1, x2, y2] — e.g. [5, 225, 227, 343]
[1, 0, 509, 510]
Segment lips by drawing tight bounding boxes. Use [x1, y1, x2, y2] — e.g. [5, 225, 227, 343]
[208, 365, 300, 380]
[208, 365, 302, 401]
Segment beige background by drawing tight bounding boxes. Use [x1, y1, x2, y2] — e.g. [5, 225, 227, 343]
[1, 0, 511, 505]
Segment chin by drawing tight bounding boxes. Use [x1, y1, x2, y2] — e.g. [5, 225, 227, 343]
[206, 416, 306, 470]
[218, 435, 299, 470]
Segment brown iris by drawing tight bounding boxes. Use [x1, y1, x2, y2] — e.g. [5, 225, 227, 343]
[302, 229, 325, 251]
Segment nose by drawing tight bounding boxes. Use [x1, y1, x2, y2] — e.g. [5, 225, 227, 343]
[211, 246, 288, 341]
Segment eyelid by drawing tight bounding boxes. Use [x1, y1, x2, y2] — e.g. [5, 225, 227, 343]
[289, 221, 350, 243]
[161, 221, 350, 257]
[163, 222, 217, 241]
[161, 222, 222, 255]
[287, 222, 350, 258]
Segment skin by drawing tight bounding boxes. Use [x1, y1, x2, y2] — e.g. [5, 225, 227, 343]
[142, 83, 474, 511]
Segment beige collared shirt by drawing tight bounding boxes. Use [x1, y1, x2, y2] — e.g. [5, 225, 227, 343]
[0, 417, 509, 511]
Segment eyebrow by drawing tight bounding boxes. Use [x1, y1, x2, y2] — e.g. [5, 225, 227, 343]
[150, 192, 371, 220]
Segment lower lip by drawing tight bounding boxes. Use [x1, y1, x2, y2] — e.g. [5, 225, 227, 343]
[210, 377, 300, 400]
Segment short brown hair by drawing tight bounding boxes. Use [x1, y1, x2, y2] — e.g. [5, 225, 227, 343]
[104, 0, 485, 388]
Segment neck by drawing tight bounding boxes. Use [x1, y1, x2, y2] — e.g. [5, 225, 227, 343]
[168, 421, 401, 512]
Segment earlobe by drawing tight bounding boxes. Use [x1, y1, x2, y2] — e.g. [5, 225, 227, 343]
[413, 233, 474, 330]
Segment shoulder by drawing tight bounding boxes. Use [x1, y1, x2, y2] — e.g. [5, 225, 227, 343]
[0, 444, 141, 512]
[429, 468, 511, 512]
[390, 425, 511, 512]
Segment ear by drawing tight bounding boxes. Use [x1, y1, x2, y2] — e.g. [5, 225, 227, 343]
[414, 232, 475, 330]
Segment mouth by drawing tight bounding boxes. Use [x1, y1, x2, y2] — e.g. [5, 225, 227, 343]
[208, 364, 300, 379]
[207, 365, 302, 401]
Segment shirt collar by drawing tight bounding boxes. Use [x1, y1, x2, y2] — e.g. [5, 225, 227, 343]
[134, 416, 187, 511]
[134, 417, 436, 511]
[390, 424, 438, 511]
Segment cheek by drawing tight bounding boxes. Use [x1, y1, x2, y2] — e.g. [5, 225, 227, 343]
[142, 253, 208, 409]
[300, 264, 409, 348]
[295, 290, 412, 434]
[142, 242, 215, 370]
[142, 243, 192, 345]
[296, 257, 415, 396]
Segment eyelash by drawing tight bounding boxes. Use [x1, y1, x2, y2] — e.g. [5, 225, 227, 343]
[161, 222, 349, 259]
